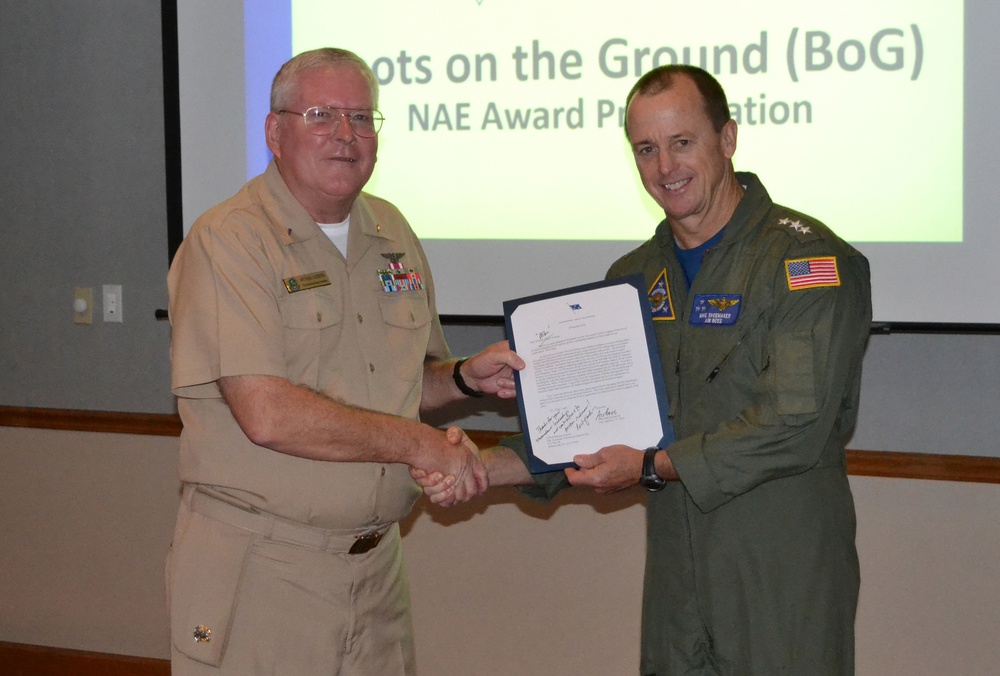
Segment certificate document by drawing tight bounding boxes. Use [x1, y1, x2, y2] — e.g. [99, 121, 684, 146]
[503, 275, 673, 473]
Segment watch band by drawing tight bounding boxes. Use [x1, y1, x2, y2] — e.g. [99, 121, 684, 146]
[640, 446, 666, 492]
[452, 358, 483, 398]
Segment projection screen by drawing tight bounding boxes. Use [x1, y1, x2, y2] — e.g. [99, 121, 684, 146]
[175, 0, 1000, 325]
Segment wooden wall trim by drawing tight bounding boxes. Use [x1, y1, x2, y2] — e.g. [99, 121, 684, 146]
[845, 449, 1000, 484]
[0, 641, 169, 676]
[2, 406, 998, 484]
[0, 406, 181, 437]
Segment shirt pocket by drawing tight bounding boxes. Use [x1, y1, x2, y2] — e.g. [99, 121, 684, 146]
[378, 292, 432, 383]
[276, 288, 343, 389]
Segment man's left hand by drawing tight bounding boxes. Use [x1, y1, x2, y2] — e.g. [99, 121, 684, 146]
[565, 445, 644, 494]
[460, 341, 524, 399]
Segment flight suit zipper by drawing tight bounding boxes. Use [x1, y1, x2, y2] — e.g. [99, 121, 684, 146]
[705, 310, 767, 383]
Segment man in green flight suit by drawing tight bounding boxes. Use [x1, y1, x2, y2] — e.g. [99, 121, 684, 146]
[418, 64, 872, 675]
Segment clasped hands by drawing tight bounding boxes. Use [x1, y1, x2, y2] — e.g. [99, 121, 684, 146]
[413, 441, 654, 506]
[410, 426, 487, 507]
[408, 342, 525, 506]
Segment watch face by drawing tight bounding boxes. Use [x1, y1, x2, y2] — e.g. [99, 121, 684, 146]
[641, 474, 666, 491]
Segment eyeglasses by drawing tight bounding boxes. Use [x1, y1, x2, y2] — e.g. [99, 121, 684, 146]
[278, 107, 384, 138]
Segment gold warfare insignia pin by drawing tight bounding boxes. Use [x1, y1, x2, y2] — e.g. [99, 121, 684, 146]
[708, 296, 739, 312]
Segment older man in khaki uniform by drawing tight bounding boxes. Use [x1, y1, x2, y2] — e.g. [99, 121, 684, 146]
[166, 47, 522, 675]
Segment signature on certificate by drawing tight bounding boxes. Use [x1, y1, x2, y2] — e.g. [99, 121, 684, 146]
[535, 400, 621, 438]
[534, 327, 556, 347]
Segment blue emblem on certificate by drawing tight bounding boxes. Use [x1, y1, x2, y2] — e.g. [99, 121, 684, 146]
[647, 269, 675, 321]
[690, 294, 742, 326]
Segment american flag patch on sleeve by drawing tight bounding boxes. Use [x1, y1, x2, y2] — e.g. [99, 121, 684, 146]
[785, 256, 840, 290]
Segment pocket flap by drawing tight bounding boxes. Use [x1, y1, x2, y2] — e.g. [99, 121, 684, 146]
[169, 511, 255, 666]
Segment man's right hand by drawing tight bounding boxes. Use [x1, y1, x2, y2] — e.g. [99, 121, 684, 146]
[410, 426, 487, 506]
[412, 440, 535, 506]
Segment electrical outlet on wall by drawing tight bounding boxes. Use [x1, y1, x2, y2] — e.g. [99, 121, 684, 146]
[103, 284, 123, 323]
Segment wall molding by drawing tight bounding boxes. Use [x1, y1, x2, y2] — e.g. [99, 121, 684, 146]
[2, 406, 998, 484]
[0, 641, 168, 676]
[0, 406, 181, 437]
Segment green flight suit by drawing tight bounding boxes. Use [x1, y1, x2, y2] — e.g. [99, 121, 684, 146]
[505, 173, 871, 675]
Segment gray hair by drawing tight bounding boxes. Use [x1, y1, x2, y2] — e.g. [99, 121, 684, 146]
[270, 47, 379, 112]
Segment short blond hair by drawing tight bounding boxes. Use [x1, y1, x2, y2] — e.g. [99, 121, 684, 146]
[270, 47, 379, 112]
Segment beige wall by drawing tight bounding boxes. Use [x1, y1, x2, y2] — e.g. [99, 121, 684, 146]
[2, 426, 998, 675]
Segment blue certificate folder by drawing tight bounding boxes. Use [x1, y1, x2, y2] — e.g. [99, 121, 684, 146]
[503, 274, 675, 474]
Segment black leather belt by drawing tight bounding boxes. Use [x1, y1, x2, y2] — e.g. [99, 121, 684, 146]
[349, 530, 384, 554]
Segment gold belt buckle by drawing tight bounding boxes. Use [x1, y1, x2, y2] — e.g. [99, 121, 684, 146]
[349, 530, 383, 554]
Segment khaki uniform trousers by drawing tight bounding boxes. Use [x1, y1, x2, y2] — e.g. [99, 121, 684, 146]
[167, 487, 415, 675]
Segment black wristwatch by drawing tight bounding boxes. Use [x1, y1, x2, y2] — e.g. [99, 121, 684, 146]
[640, 447, 666, 492]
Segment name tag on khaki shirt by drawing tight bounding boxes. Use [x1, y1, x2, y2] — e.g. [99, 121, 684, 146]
[283, 271, 331, 293]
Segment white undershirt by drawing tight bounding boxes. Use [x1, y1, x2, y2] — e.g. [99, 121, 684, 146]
[318, 215, 350, 258]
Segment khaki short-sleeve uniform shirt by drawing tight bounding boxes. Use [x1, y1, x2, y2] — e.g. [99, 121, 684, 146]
[168, 161, 449, 529]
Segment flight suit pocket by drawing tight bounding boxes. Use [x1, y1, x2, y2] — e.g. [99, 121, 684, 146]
[773, 330, 817, 415]
[378, 292, 431, 382]
[168, 510, 255, 667]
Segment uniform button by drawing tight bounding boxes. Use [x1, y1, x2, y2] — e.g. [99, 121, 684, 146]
[357, 313, 363, 323]
[381, 466, 386, 476]
[369, 363, 375, 373]
[316, 312, 322, 322]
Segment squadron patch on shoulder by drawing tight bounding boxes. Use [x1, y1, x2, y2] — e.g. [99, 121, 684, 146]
[785, 256, 840, 290]
[647, 269, 676, 320]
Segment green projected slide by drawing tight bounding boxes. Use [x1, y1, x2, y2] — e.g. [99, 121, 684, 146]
[292, 0, 962, 243]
